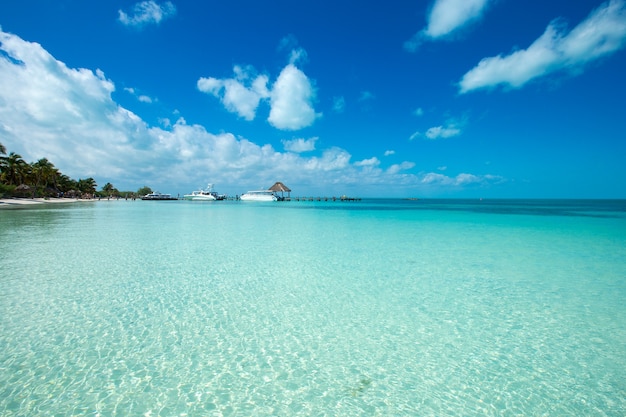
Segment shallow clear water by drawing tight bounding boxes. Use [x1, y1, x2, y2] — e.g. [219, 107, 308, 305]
[1, 199, 625, 416]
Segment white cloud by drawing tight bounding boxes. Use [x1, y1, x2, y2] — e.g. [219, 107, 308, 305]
[268, 64, 319, 130]
[413, 107, 424, 117]
[387, 161, 415, 175]
[420, 172, 501, 186]
[354, 157, 380, 167]
[421, 173, 452, 185]
[405, 0, 492, 51]
[0, 31, 118, 175]
[196, 77, 221, 95]
[125, 87, 154, 103]
[409, 131, 421, 141]
[198, 61, 318, 130]
[118, 1, 176, 28]
[289, 48, 308, 65]
[302, 147, 352, 172]
[0, 29, 501, 197]
[197, 66, 270, 121]
[427, 0, 490, 38]
[282, 137, 318, 153]
[459, 0, 626, 93]
[425, 124, 461, 139]
[384, 150, 395, 156]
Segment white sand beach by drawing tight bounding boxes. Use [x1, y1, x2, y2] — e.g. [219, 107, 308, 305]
[0, 198, 98, 208]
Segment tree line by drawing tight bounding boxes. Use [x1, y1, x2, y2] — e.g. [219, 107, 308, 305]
[0, 142, 152, 199]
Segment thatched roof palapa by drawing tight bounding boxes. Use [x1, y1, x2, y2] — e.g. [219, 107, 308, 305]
[269, 182, 291, 200]
[269, 182, 291, 192]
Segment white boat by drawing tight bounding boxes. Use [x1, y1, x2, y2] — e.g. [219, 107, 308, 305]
[239, 190, 278, 201]
[183, 184, 222, 201]
[141, 192, 178, 200]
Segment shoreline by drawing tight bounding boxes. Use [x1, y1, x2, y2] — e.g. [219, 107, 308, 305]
[0, 197, 99, 208]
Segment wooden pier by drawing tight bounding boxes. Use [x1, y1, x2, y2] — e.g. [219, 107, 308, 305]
[223, 195, 361, 202]
[282, 196, 361, 202]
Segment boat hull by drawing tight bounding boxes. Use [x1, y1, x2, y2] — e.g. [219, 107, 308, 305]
[183, 194, 216, 201]
[141, 192, 177, 200]
[240, 191, 278, 201]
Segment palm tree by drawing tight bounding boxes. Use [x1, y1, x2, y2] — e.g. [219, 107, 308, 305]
[31, 158, 60, 196]
[57, 174, 76, 195]
[101, 182, 119, 197]
[77, 177, 97, 197]
[0, 152, 29, 186]
[102, 182, 114, 194]
[0, 143, 10, 196]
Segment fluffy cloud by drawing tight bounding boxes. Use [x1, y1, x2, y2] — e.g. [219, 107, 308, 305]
[198, 62, 319, 130]
[387, 161, 416, 175]
[118, 1, 176, 28]
[426, 0, 490, 38]
[459, 0, 626, 93]
[288, 48, 308, 66]
[301, 148, 352, 172]
[0, 30, 120, 175]
[405, 0, 492, 51]
[125, 87, 154, 103]
[354, 157, 380, 167]
[425, 124, 461, 139]
[413, 116, 465, 140]
[421, 172, 502, 186]
[197, 66, 270, 121]
[282, 137, 318, 153]
[269, 64, 320, 130]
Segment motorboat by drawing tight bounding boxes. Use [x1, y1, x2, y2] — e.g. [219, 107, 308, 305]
[141, 192, 178, 200]
[184, 190, 216, 201]
[239, 190, 278, 201]
[183, 184, 219, 201]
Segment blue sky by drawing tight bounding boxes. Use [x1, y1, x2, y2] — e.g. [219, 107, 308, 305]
[1, 0, 625, 198]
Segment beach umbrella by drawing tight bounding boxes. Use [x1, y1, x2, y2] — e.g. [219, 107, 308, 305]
[14, 184, 31, 198]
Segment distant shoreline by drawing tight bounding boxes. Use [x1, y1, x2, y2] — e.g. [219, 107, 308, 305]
[0, 198, 98, 209]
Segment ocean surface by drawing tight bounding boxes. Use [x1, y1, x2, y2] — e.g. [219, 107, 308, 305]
[1, 198, 625, 416]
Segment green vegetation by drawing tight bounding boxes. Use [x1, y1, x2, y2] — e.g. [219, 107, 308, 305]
[0, 142, 149, 199]
[136, 186, 153, 196]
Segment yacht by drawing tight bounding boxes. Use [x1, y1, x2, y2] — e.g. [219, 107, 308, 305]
[141, 192, 178, 200]
[239, 190, 278, 201]
[183, 184, 218, 201]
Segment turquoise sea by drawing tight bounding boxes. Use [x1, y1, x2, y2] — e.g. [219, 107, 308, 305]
[1, 199, 625, 416]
